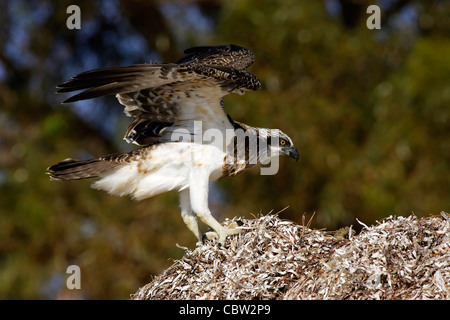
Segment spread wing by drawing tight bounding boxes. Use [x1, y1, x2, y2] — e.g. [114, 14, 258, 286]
[57, 44, 261, 145]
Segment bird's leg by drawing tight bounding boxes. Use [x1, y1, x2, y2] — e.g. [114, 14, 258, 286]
[189, 170, 242, 246]
[179, 188, 203, 244]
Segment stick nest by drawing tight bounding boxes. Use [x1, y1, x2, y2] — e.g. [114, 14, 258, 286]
[132, 213, 450, 300]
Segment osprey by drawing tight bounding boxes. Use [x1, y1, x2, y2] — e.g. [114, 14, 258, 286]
[48, 45, 299, 245]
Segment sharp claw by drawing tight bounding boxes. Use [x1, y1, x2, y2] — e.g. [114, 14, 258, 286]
[200, 222, 244, 246]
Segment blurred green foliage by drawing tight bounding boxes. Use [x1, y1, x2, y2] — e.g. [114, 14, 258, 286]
[0, 0, 449, 299]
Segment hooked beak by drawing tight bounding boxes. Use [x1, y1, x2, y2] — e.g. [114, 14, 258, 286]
[287, 147, 299, 162]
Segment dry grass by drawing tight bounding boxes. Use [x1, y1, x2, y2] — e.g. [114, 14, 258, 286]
[132, 212, 450, 300]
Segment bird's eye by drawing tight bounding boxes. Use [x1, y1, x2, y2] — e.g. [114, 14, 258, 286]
[280, 139, 286, 146]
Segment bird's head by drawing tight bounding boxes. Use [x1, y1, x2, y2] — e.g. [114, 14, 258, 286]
[255, 128, 299, 162]
[271, 130, 299, 161]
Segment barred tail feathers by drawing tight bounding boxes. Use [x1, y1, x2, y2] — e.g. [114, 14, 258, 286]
[47, 144, 189, 200]
[47, 158, 123, 181]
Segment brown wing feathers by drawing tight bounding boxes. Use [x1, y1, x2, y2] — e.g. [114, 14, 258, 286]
[56, 64, 177, 103]
[176, 44, 256, 71]
[56, 45, 261, 103]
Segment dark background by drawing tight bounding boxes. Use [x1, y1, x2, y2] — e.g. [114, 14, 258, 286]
[1, 0, 449, 299]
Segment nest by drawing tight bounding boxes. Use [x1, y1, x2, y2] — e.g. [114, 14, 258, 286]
[132, 212, 450, 300]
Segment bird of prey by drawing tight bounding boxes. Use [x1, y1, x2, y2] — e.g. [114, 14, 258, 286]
[47, 45, 299, 245]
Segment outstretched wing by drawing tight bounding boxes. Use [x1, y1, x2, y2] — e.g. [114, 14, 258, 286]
[57, 44, 261, 145]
